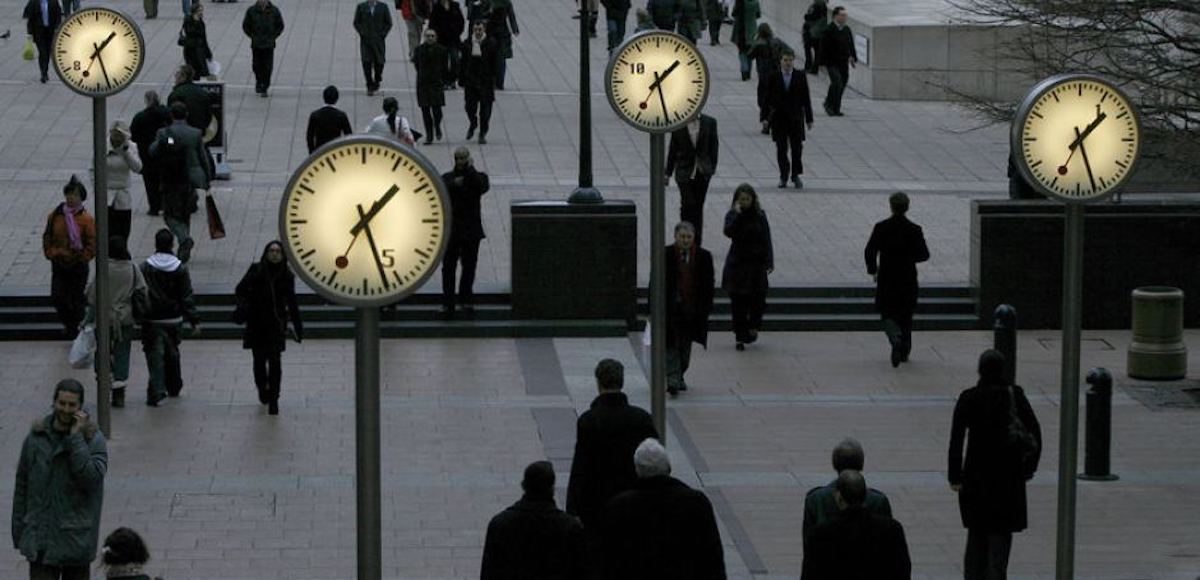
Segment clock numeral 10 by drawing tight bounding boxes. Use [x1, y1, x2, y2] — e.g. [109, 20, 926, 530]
[629, 63, 645, 75]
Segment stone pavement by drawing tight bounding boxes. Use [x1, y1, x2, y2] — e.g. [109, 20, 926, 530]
[0, 0, 1009, 293]
[3, 330, 1200, 579]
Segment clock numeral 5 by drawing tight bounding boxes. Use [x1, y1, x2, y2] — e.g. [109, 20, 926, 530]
[381, 248, 395, 268]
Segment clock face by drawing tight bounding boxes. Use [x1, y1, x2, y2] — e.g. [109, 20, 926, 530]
[279, 137, 450, 307]
[1013, 75, 1141, 201]
[606, 31, 710, 133]
[53, 7, 145, 97]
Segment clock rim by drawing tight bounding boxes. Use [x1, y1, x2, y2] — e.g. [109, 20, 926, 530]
[1010, 73, 1142, 203]
[604, 30, 711, 135]
[52, 6, 146, 98]
[278, 135, 452, 308]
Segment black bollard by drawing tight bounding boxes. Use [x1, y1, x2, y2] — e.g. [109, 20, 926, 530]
[993, 304, 1017, 385]
[1079, 368, 1119, 481]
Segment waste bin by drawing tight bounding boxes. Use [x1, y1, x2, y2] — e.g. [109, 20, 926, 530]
[1127, 286, 1187, 380]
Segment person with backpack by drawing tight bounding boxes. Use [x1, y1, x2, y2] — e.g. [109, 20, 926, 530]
[84, 236, 146, 409]
[948, 349, 1042, 580]
[150, 103, 210, 264]
[140, 229, 200, 407]
[234, 241, 303, 416]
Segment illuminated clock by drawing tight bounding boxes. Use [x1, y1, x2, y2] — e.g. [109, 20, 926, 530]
[606, 30, 710, 133]
[53, 7, 145, 97]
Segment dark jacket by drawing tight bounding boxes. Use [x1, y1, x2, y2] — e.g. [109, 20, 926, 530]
[480, 496, 586, 580]
[665, 114, 719, 182]
[429, 0, 464, 48]
[603, 0, 631, 13]
[465, 0, 490, 24]
[565, 392, 658, 530]
[234, 246, 302, 352]
[140, 253, 199, 325]
[800, 506, 912, 580]
[601, 475, 726, 580]
[730, 0, 759, 52]
[242, 1, 285, 50]
[803, 0, 827, 41]
[167, 81, 213, 132]
[647, 0, 680, 30]
[676, 0, 705, 39]
[749, 36, 789, 78]
[865, 214, 930, 319]
[766, 68, 814, 141]
[442, 164, 490, 241]
[12, 414, 107, 567]
[485, 0, 518, 58]
[820, 22, 856, 67]
[460, 35, 499, 99]
[130, 104, 171, 157]
[665, 244, 715, 347]
[802, 481, 893, 543]
[306, 105, 354, 153]
[354, 0, 393, 63]
[948, 384, 1042, 532]
[721, 208, 773, 295]
[151, 120, 211, 197]
[412, 42, 449, 107]
[180, 16, 212, 77]
[23, 0, 63, 40]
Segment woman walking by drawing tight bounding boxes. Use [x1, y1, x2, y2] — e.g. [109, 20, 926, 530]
[364, 96, 417, 145]
[429, 0, 465, 89]
[85, 236, 146, 409]
[748, 23, 789, 134]
[730, 0, 760, 81]
[412, 29, 449, 144]
[180, 3, 212, 80]
[485, 0, 518, 90]
[234, 241, 303, 416]
[722, 184, 773, 350]
[102, 527, 157, 580]
[105, 122, 143, 242]
[43, 176, 96, 339]
[948, 349, 1042, 580]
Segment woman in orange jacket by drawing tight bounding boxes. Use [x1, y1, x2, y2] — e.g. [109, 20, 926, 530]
[43, 175, 96, 338]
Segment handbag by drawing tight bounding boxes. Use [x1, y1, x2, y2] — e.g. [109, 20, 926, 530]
[130, 268, 150, 322]
[22, 37, 35, 61]
[1005, 386, 1040, 479]
[177, 27, 187, 46]
[205, 192, 226, 239]
[69, 325, 97, 369]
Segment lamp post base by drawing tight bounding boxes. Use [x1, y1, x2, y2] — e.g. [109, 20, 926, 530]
[568, 186, 604, 204]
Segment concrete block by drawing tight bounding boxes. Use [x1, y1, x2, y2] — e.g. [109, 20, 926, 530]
[869, 26, 903, 69]
[947, 26, 996, 71]
[901, 25, 949, 69]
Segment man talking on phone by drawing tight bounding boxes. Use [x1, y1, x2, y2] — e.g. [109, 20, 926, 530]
[12, 379, 108, 580]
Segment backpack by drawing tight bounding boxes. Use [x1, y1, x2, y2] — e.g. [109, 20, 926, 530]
[1005, 386, 1040, 479]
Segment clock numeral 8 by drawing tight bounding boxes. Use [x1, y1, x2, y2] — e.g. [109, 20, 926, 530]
[72, 60, 81, 71]
[629, 63, 645, 75]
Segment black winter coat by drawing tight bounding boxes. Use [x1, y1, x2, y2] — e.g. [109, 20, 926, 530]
[412, 42, 449, 107]
[601, 476, 726, 580]
[864, 215, 929, 319]
[800, 506, 911, 580]
[485, 0, 518, 58]
[130, 104, 171, 156]
[429, 0, 464, 48]
[242, 2, 285, 50]
[180, 17, 212, 77]
[460, 36, 499, 99]
[766, 69, 814, 142]
[234, 254, 302, 352]
[442, 165, 490, 241]
[948, 384, 1042, 532]
[722, 209, 773, 295]
[480, 496, 586, 580]
[665, 244, 715, 347]
[820, 23, 856, 67]
[565, 392, 658, 530]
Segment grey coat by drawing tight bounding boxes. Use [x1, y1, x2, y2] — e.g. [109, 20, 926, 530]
[12, 414, 107, 566]
[151, 120, 211, 192]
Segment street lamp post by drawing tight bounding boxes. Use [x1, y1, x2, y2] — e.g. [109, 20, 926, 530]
[569, 0, 603, 204]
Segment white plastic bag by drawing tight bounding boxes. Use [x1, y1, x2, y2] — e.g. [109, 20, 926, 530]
[69, 325, 96, 369]
[206, 59, 222, 79]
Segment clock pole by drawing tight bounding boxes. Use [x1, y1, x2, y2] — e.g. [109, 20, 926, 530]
[569, 0, 602, 204]
[355, 306, 382, 580]
[93, 96, 113, 437]
[649, 133, 667, 443]
[1056, 202, 1084, 579]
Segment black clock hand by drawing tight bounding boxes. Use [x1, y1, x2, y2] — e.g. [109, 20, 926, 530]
[96, 50, 112, 89]
[656, 72, 671, 121]
[1057, 125, 1082, 176]
[1075, 127, 1097, 192]
[639, 60, 681, 108]
[96, 32, 117, 53]
[357, 204, 391, 289]
[1067, 111, 1107, 152]
[349, 184, 400, 236]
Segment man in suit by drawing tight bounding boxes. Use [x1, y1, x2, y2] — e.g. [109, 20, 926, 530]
[242, 0, 286, 97]
[439, 147, 490, 319]
[665, 113, 718, 247]
[480, 461, 586, 579]
[150, 103, 211, 264]
[306, 86, 354, 153]
[801, 470, 912, 580]
[461, 21, 498, 144]
[665, 221, 714, 396]
[820, 5, 857, 116]
[23, 0, 62, 83]
[766, 48, 814, 189]
[865, 192, 930, 366]
[802, 438, 894, 545]
[130, 90, 171, 216]
[354, 0, 393, 96]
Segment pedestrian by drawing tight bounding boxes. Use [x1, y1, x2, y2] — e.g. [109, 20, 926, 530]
[167, 65, 213, 134]
[130, 91, 171, 216]
[722, 184, 772, 351]
[481, 461, 587, 579]
[664, 112, 718, 247]
[140, 228, 200, 407]
[601, 0, 629, 53]
[633, 7, 654, 33]
[675, 0, 704, 44]
[765, 48, 813, 189]
[43, 176, 96, 339]
[802, 0, 827, 74]
[144, 0, 158, 19]
[949, 349, 1042, 580]
[579, 0, 598, 38]
[820, 5, 856, 116]
[179, 3, 212, 80]
[234, 240, 302, 416]
[748, 23, 789, 134]
[364, 96, 417, 145]
[398, 0, 432, 59]
[440, 147, 489, 319]
[62, 0, 78, 16]
[181, 0, 190, 18]
[865, 192, 930, 367]
[485, 0, 517, 90]
[462, 21, 499, 144]
[647, 0, 679, 31]
[11, 378, 107, 580]
[104, 123, 142, 243]
[566, 359, 658, 564]
[413, 29, 449, 144]
[151, 103, 210, 264]
[429, 0, 465, 89]
[242, 0, 285, 97]
[101, 528, 155, 580]
[664, 221, 714, 395]
[84, 236, 146, 409]
[802, 438, 894, 544]
[703, 0, 722, 45]
[730, 0, 759, 81]
[306, 86, 354, 153]
[601, 438, 726, 579]
[464, 0, 489, 23]
[23, 0, 62, 84]
[800, 470, 912, 580]
[354, 0, 394, 96]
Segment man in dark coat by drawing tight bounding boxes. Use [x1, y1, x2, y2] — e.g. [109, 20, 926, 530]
[602, 438, 725, 580]
[665, 113, 718, 247]
[675, 0, 705, 43]
[354, 0, 393, 95]
[242, 0, 286, 97]
[413, 29, 449, 143]
[23, 0, 62, 83]
[802, 0, 827, 74]
[130, 90, 171, 216]
[481, 461, 586, 579]
[766, 49, 814, 189]
[429, 0, 465, 89]
[601, 0, 630, 53]
[647, 0, 680, 30]
[802, 438, 893, 544]
[167, 65, 213, 133]
[820, 5, 857, 116]
[864, 192, 930, 367]
[151, 103, 211, 265]
[801, 470, 911, 580]
[484, 0, 518, 90]
[306, 86, 354, 153]
[234, 241, 302, 415]
[461, 21, 499, 144]
[439, 147, 489, 318]
[664, 221, 715, 395]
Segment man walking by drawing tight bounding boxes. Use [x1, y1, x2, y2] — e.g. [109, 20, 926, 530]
[306, 86, 354, 153]
[820, 5, 856, 116]
[12, 379, 107, 580]
[355, 0, 393, 96]
[398, 0, 431, 59]
[151, 103, 211, 265]
[665, 222, 714, 396]
[676, 0, 705, 44]
[140, 229, 200, 406]
[130, 91, 171, 216]
[802, 438, 894, 544]
[801, 470, 912, 580]
[647, 0, 679, 31]
[23, 0, 62, 84]
[167, 65, 213, 133]
[480, 461, 586, 578]
[242, 0, 285, 97]
[440, 147, 489, 319]
[461, 21, 498, 144]
[601, 0, 629, 53]
[864, 192, 930, 367]
[665, 112, 718, 247]
[765, 49, 813, 189]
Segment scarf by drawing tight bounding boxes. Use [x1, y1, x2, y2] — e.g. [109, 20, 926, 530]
[104, 562, 145, 578]
[62, 202, 84, 251]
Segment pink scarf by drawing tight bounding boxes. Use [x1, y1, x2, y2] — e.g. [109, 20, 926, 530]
[62, 202, 84, 251]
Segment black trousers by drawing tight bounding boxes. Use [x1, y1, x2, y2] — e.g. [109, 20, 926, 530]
[442, 237, 481, 308]
[362, 58, 385, 91]
[34, 33, 51, 80]
[51, 261, 89, 337]
[882, 310, 915, 358]
[803, 36, 819, 73]
[707, 17, 721, 43]
[29, 561, 88, 580]
[964, 529, 1013, 580]
[677, 174, 710, 247]
[108, 206, 132, 242]
[252, 345, 283, 403]
[730, 290, 766, 342]
[756, 76, 771, 122]
[420, 106, 443, 139]
[825, 63, 850, 113]
[251, 47, 275, 92]
[775, 132, 804, 179]
[138, 146, 162, 213]
[464, 90, 493, 136]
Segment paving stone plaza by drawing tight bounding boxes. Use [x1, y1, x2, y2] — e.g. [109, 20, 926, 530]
[1, 0, 1199, 578]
